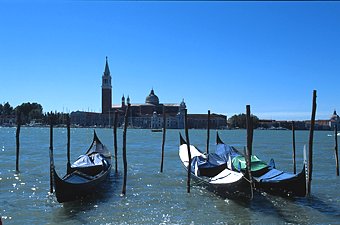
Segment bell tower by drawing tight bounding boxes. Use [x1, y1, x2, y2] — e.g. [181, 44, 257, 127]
[102, 57, 112, 114]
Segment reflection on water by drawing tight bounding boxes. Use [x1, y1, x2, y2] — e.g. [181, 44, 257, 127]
[0, 127, 339, 224]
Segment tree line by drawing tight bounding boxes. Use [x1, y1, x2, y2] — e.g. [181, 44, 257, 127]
[227, 113, 260, 129]
[0, 102, 68, 125]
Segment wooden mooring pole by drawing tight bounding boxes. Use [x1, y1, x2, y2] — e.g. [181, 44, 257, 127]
[66, 114, 71, 174]
[245, 105, 254, 199]
[121, 104, 130, 196]
[292, 121, 296, 174]
[49, 113, 54, 194]
[307, 90, 317, 196]
[184, 109, 191, 193]
[335, 125, 339, 176]
[15, 112, 21, 173]
[246, 105, 253, 156]
[160, 106, 166, 173]
[206, 110, 210, 154]
[114, 110, 118, 173]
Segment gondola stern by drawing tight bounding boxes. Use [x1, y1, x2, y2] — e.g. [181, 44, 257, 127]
[179, 132, 187, 145]
[216, 132, 224, 144]
[93, 130, 101, 143]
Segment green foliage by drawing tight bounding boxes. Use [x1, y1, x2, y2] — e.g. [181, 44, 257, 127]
[0, 102, 14, 115]
[15, 102, 44, 124]
[228, 113, 259, 129]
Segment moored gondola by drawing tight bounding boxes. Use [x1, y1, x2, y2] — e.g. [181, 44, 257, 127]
[52, 131, 112, 203]
[216, 132, 307, 197]
[179, 133, 252, 200]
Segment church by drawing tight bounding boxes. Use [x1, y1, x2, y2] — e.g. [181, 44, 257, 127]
[101, 56, 186, 129]
[71, 57, 227, 129]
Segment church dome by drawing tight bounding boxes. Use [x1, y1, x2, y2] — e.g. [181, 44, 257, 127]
[145, 89, 159, 105]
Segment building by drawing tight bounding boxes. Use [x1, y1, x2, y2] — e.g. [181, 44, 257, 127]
[0, 114, 16, 126]
[330, 110, 340, 130]
[71, 57, 227, 129]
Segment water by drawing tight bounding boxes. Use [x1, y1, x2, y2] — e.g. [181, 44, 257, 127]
[1, 127, 339, 224]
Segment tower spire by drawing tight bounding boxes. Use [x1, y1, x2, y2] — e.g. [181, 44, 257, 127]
[104, 56, 110, 76]
[102, 57, 112, 114]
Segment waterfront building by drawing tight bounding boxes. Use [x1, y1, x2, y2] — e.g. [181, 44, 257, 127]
[330, 110, 340, 130]
[71, 57, 227, 129]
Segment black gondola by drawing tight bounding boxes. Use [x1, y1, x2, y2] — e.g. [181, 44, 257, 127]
[216, 133, 307, 197]
[52, 131, 112, 203]
[178, 133, 252, 200]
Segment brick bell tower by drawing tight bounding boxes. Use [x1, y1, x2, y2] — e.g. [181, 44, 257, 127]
[102, 57, 112, 114]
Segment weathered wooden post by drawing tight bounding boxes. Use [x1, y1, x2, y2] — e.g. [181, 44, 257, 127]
[335, 125, 339, 176]
[49, 113, 54, 194]
[184, 109, 191, 193]
[15, 112, 21, 173]
[245, 105, 254, 199]
[246, 105, 253, 156]
[113, 110, 118, 173]
[292, 121, 296, 174]
[307, 90, 317, 196]
[206, 110, 210, 154]
[66, 114, 71, 174]
[121, 104, 130, 196]
[160, 106, 166, 173]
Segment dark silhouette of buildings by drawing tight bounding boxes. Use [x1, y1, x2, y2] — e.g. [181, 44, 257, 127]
[71, 57, 228, 129]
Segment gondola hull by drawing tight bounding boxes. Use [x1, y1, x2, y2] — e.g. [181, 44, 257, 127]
[179, 134, 252, 200]
[53, 164, 111, 203]
[182, 165, 252, 200]
[216, 132, 307, 197]
[254, 166, 306, 197]
[52, 131, 112, 203]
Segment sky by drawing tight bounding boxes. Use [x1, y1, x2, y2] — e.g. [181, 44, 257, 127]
[0, 1, 339, 121]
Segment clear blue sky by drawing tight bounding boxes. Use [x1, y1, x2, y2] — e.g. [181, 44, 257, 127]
[1, 1, 339, 120]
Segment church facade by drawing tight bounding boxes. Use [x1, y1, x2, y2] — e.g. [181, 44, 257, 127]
[71, 57, 227, 129]
[101, 57, 187, 129]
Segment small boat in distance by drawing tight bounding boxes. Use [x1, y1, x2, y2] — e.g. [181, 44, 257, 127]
[216, 133, 307, 197]
[178, 133, 252, 200]
[151, 128, 163, 132]
[52, 131, 112, 203]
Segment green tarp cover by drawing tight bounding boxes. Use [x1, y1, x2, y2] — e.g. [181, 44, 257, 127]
[232, 155, 268, 172]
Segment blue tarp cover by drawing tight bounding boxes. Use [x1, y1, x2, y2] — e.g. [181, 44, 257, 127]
[257, 168, 296, 182]
[191, 153, 226, 170]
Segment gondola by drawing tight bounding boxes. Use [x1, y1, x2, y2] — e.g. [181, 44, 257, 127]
[216, 133, 307, 197]
[178, 134, 252, 200]
[52, 131, 112, 203]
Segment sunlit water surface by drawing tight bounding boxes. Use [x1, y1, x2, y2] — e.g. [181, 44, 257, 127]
[1, 127, 339, 224]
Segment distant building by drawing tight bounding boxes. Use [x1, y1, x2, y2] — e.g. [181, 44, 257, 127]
[257, 111, 339, 131]
[330, 110, 340, 130]
[187, 114, 227, 129]
[0, 114, 16, 126]
[71, 57, 227, 129]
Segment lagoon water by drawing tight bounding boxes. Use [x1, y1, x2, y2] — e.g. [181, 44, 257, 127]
[1, 127, 340, 224]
